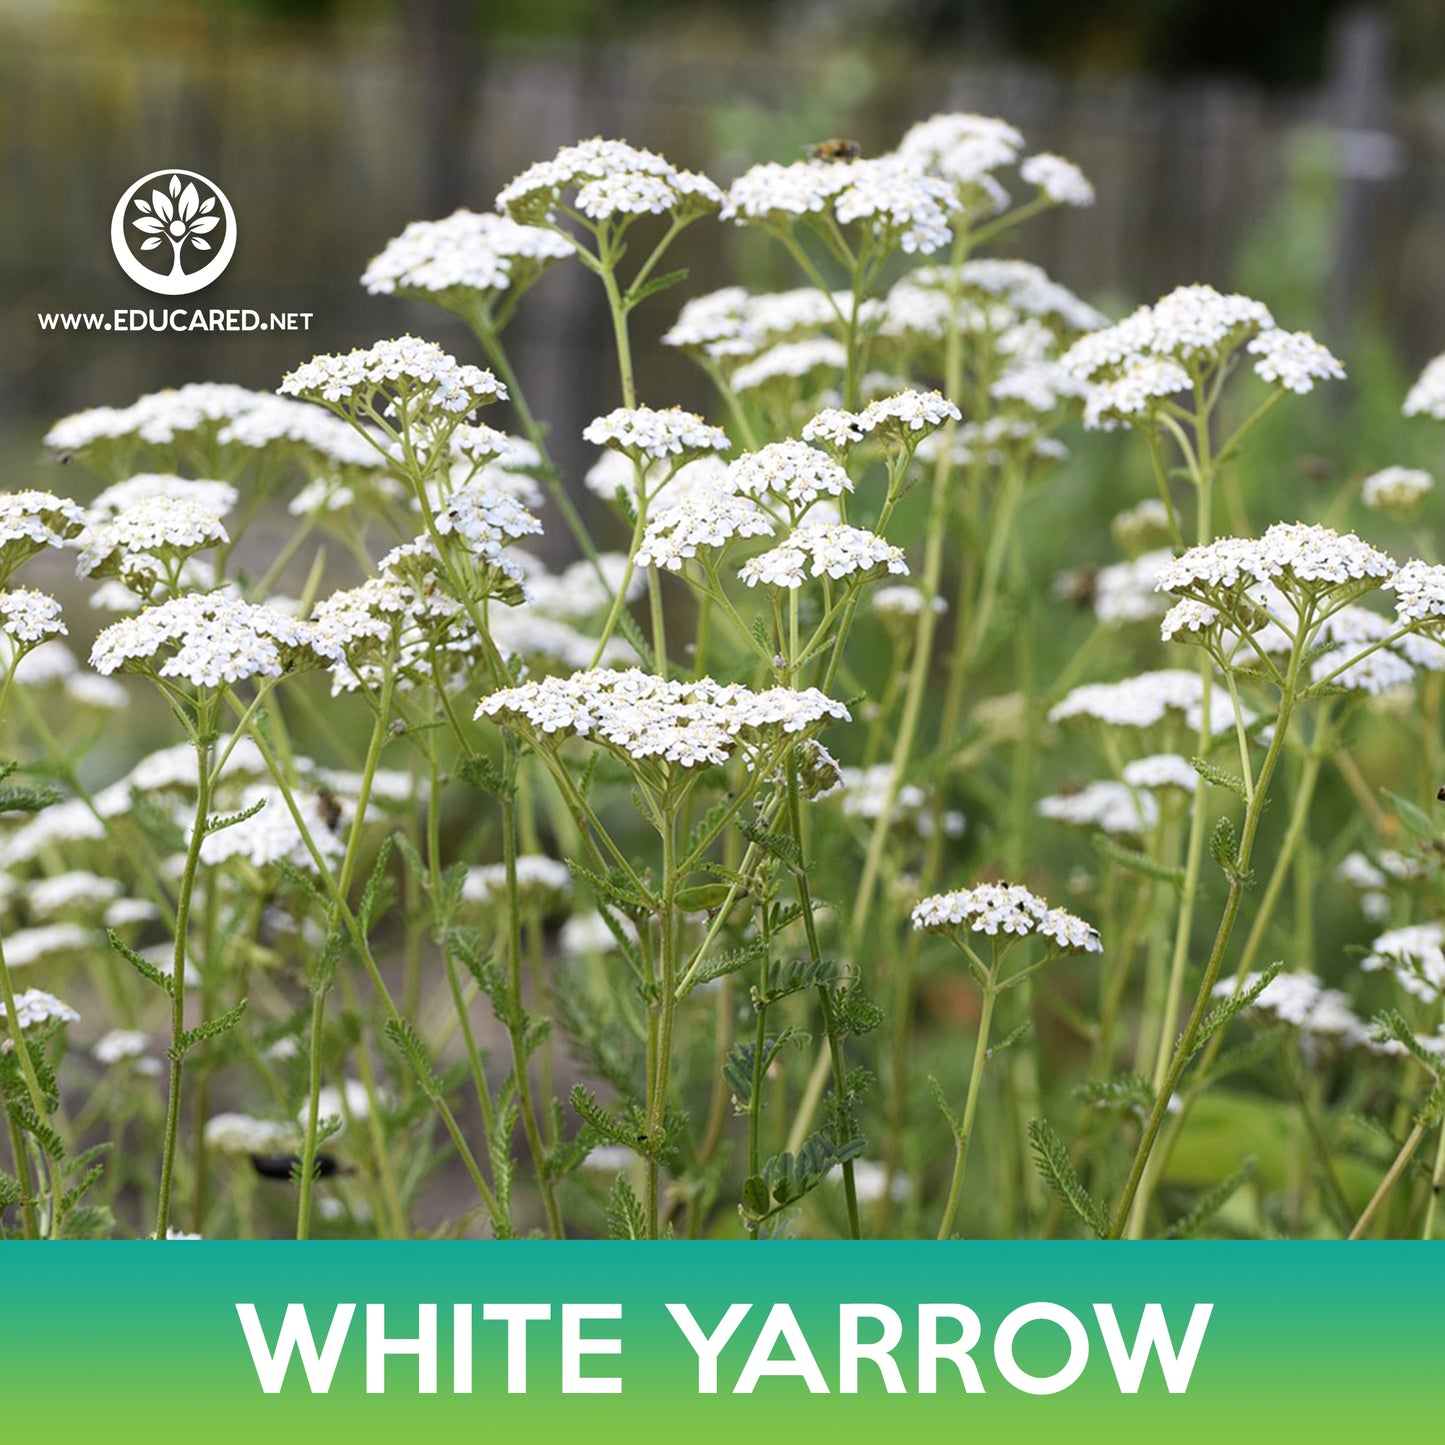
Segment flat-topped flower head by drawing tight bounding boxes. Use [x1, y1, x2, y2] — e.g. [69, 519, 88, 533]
[497, 137, 720, 226]
[0, 590, 66, 648]
[582, 406, 730, 464]
[802, 389, 961, 455]
[896, 113, 1023, 201]
[722, 156, 957, 255]
[280, 336, 505, 418]
[463, 855, 572, 911]
[90, 593, 324, 689]
[361, 209, 575, 308]
[730, 339, 847, 394]
[1020, 153, 1094, 206]
[1062, 284, 1312, 429]
[0, 988, 80, 1049]
[1122, 753, 1201, 794]
[45, 383, 260, 456]
[1159, 598, 1223, 644]
[1082, 356, 1192, 429]
[1036, 780, 1158, 836]
[739, 519, 907, 590]
[76, 495, 230, 594]
[46, 385, 389, 480]
[1212, 971, 1372, 1054]
[88, 474, 238, 521]
[663, 286, 882, 365]
[1081, 548, 1173, 627]
[1404, 354, 1445, 419]
[1112, 499, 1175, 552]
[954, 259, 1106, 332]
[911, 881, 1101, 954]
[635, 487, 775, 572]
[204, 1113, 298, 1157]
[199, 783, 346, 871]
[1363, 466, 1432, 513]
[1246, 329, 1345, 394]
[433, 479, 543, 554]
[476, 668, 850, 772]
[871, 584, 946, 625]
[725, 440, 852, 510]
[1387, 560, 1445, 626]
[1362, 922, 1445, 1002]
[661, 287, 758, 359]
[1157, 525, 1396, 620]
[991, 359, 1091, 414]
[0, 490, 86, 580]
[1050, 668, 1243, 733]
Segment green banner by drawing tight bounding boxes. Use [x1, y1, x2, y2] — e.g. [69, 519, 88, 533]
[2, 1243, 1415, 1442]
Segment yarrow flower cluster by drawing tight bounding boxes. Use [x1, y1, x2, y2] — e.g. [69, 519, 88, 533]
[1049, 668, 1242, 733]
[0, 590, 66, 647]
[1211, 972, 1372, 1055]
[476, 669, 849, 770]
[1362, 922, 1445, 1002]
[0, 491, 86, 578]
[724, 441, 852, 509]
[88, 474, 238, 521]
[45, 384, 387, 472]
[1061, 285, 1344, 429]
[1036, 781, 1158, 836]
[895, 113, 1024, 197]
[1018, 153, 1095, 207]
[721, 156, 958, 255]
[738, 520, 908, 590]
[730, 339, 848, 394]
[911, 882, 1101, 953]
[1363, 466, 1432, 513]
[280, 337, 506, 416]
[90, 594, 324, 689]
[661, 286, 882, 363]
[1404, 354, 1445, 419]
[634, 488, 775, 571]
[0, 988, 80, 1049]
[830, 764, 964, 839]
[463, 855, 572, 910]
[496, 138, 721, 226]
[361, 209, 576, 304]
[801, 389, 961, 454]
[76, 496, 230, 590]
[1155, 524, 1396, 618]
[582, 406, 730, 464]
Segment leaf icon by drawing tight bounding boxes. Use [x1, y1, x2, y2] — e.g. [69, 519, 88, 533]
[199, 196, 215, 214]
[168, 174, 182, 198]
[152, 188, 174, 224]
[133, 215, 164, 235]
[190, 215, 219, 235]
[190, 237, 211, 251]
[178, 182, 200, 222]
[140, 237, 163, 250]
[134, 197, 152, 214]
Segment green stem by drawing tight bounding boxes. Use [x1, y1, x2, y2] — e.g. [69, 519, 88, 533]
[155, 722, 214, 1240]
[1112, 633, 1304, 1238]
[937, 967, 997, 1239]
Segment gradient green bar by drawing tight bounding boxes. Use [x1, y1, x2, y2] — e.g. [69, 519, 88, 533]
[0, 1244, 1422, 1443]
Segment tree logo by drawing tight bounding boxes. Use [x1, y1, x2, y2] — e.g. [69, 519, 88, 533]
[110, 169, 238, 296]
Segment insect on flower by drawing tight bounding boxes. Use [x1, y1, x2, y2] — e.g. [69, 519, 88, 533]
[806, 138, 863, 162]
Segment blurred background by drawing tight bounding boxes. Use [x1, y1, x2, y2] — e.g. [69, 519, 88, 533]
[4, 0, 1445, 486]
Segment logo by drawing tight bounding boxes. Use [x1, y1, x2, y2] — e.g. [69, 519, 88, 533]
[110, 169, 237, 296]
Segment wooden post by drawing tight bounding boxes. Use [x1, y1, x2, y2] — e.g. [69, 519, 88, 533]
[1324, 7, 1399, 342]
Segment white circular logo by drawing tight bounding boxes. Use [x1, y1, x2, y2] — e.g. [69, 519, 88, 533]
[110, 169, 237, 296]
